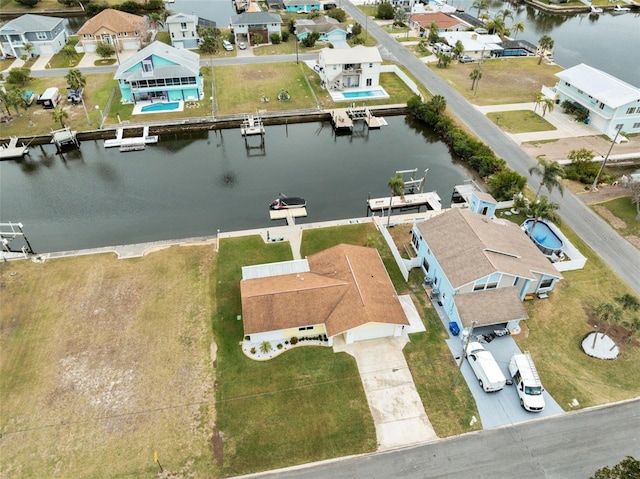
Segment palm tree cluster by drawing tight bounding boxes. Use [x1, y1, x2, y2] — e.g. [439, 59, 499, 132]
[591, 294, 640, 351]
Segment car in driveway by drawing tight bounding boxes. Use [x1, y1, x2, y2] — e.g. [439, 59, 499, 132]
[238, 42, 246, 50]
[459, 55, 475, 63]
[313, 64, 323, 73]
[222, 40, 233, 51]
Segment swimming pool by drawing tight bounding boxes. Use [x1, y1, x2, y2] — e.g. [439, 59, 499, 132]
[332, 87, 390, 102]
[522, 219, 564, 256]
[141, 102, 181, 112]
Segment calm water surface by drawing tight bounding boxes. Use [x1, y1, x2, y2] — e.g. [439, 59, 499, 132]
[0, 117, 473, 253]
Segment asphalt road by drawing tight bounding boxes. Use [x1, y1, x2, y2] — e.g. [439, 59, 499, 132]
[237, 398, 640, 479]
[340, 2, 640, 296]
[28, 16, 640, 294]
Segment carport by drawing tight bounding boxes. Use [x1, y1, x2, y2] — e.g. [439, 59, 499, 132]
[455, 287, 528, 332]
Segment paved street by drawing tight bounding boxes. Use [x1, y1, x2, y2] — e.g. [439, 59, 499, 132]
[235, 398, 640, 479]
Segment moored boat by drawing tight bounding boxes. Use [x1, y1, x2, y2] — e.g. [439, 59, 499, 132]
[612, 4, 630, 13]
[590, 5, 603, 13]
[270, 195, 306, 210]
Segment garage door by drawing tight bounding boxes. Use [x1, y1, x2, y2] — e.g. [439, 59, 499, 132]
[347, 324, 398, 343]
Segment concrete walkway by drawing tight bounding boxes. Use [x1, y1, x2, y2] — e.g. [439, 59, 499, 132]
[334, 336, 438, 450]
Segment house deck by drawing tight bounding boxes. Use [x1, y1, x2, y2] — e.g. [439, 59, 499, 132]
[368, 192, 443, 213]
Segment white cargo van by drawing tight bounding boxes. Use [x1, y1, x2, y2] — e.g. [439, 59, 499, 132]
[39, 87, 61, 109]
[465, 342, 506, 392]
[509, 352, 545, 412]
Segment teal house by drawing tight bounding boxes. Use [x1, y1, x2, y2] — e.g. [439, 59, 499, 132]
[284, 0, 321, 13]
[114, 41, 203, 104]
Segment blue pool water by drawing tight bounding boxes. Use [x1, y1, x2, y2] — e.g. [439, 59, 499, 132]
[141, 102, 180, 112]
[342, 89, 387, 99]
[523, 219, 564, 255]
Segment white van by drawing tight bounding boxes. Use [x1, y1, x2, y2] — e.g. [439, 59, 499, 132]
[509, 352, 545, 412]
[222, 40, 233, 51]
[39, 87, 61, 109]
[465, 342, 506, 392]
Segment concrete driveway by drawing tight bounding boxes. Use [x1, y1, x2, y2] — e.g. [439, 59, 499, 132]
[333, 336, 438, 450]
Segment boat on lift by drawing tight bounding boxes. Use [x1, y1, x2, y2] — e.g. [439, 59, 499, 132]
[589, 5, 603, 13]
[270, 194, 306, 210]
[612, 4, 630, 13]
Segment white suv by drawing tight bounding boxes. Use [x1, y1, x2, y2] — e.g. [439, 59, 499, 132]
[222, 40, 233, 51]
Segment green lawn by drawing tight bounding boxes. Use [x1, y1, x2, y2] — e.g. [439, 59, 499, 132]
[214, 235, 376, 476]
[486, 110, 557, 134]
[593, 196, 640, 238]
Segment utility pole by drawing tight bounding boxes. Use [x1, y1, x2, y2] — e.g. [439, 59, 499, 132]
[452, 321, 477, 388]
[591, 125, 622, 192]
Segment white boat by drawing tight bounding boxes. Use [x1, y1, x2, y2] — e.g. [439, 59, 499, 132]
[612, 4, 630, 13]
[590, 5, 603, 13]
[270, 194, 306, 210]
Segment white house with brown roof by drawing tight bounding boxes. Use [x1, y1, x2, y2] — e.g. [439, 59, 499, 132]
[77, 9, 147, 53]
[411, 208, 562, 331]
[240, 244, 410, 347]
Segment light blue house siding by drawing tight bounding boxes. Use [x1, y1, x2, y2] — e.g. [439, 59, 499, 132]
[468, 191, 496, 218]
[284, 0, 321, 12]
[115, 42, 203, 104]
[297, 28, 347, 43]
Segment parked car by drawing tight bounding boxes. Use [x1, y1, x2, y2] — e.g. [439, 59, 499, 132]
[509, 353, 545, 412]
[465, 341, 507, 392]
[238, 42, 246, 50]
[459, 55, 474, 63]
[313, 64, 323, 73]
[222, 40, 233, 51]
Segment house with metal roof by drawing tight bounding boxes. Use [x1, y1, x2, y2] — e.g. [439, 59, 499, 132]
[544, 63, 640, 139]
[411, 208, 562, 331]
[77, 9, 147, 53]
[230, 11, 283, 46]
[0, 14, 66, 58]
[240, 244, 410, 348]
[318, 46, 382, 92]
[114, 41, 203, 104]
[166, 13, 199, 50]
[439, 31, 503, 59]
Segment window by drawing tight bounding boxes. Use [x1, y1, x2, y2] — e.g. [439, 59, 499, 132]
[513, 277, 520, 287]
[142, 60, 153, 73]
[626, 107, 636, 114]
[423, 258, 430, 273]
[366, 78, 372, 87]
[598, 102, 605, 110]
[539, 278, 553, 289]
[298, 326, 313, 331]
[36, 32, 47, 40]
[634, 123, 640, 129]
[171, 32, 174, 38]
[180, 22, 187, 30]
[369, 63, 373, 67]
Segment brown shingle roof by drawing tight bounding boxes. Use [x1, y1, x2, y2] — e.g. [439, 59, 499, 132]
[410, 12, 467, 30]
[241, 244, 408, 337]
[416, 208, 561, 289]
[77, 9, 146, 36]
[455, 287, 529, 328]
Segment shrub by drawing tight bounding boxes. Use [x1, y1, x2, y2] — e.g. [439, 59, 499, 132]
[277, 343, 283, 350]
[250, 347, 256, 354]
[290, 336, 298, 345]
[564, 159, 606, 185]
[281, 31, 289, 42]
[270, 33, 282, 44]
[376, 2, 395, 19]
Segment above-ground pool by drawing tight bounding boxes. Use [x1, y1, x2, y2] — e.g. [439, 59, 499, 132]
[141, 102, 180, 113]
[522, 219, 564, 256]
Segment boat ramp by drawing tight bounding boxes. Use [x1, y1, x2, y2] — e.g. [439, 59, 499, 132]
[104, 126, 159, 152]
[0, 136, 29, 160]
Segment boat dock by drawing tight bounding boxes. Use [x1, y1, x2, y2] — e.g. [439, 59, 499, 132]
[240, 115, 266, 137]
[104, 126, 159, 152]
[331, 107, 387, 132]
[367, 192, 442, 214]
[0, 136, 29, 160]
[269, 207, 308, 226]
[51, 127, 79, 151]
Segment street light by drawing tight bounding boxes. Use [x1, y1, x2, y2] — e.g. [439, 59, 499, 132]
[81, 97, 92, 126]
[95, 105, 104, 129]
[452, 320, 477, 388]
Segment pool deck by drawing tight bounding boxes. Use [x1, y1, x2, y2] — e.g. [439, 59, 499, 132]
[132, 100, 185, 115]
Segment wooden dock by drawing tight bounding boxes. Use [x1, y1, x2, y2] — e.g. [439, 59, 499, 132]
[0, 136, 29, 160]
[331, 107, 387, 131]
[367, 192, 442, 213]
[269, 207, 307, 226]
[51, 127, 79, 151]
[104, 126, 159, 152]
[330, 109, 353, 131]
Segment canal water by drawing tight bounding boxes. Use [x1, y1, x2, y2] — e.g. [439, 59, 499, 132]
[0, 116, 473, 253]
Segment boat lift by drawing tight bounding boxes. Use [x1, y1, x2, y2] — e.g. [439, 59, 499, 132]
[396, 168, 428, 194]
[1, 222, 35, 259]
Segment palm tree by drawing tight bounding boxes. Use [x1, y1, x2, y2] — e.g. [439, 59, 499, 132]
[427, 94, 447, 115]
[454, 40, 464, 59]
[148, 12, 165, 30]
[259, 341, 272, 354]
[591, 301, 623, 349]
[528, 158, 564, 203]
[609, 316, 640, 351]
[486, 16, 508, 39]
[387, 173, 405, 227]
[496, 9, 513, 23]
[538, 35, 554, 65]
[629, 180, 640, 221]
[50, 105, 69, 128]
[511, 21, 525, 39]
[65, 69, 86, 91]
[541, 97, 555, 117]
[470, 68, 482, 95]
[472, 0, 488, 18]
[526, 195, 560, 239]
[5, 87, 22, 117]
[533, 92, 544, 114]
[615, 293, 640, 312]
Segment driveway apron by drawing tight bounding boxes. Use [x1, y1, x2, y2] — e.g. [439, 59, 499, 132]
[334, 336, 438, 450]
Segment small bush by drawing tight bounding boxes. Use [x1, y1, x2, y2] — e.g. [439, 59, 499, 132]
[270, 33, 282, 44]
[290, 336, 298, 345]
[250, 347, 256, 354]
[277, 343, 283, 350]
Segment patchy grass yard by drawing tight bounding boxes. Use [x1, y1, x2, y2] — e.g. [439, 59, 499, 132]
[591, 196, 640, 249]
[486, 110, 557, 134]
[214, 234, 376, 476]
[0, 247, 218, 478]
[431, 57, 563, 106]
